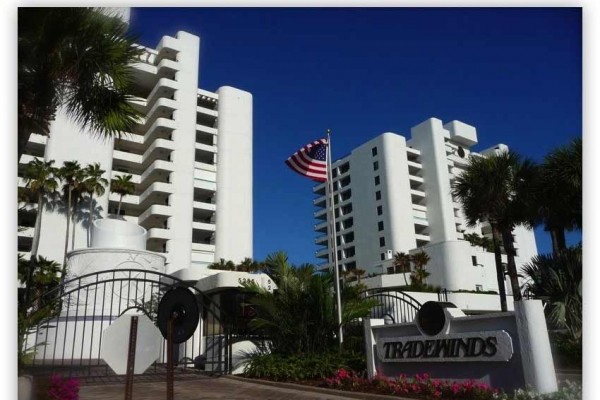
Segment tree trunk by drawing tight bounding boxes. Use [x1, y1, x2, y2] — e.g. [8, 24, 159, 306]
[61, 188, 72, 285]
[117, 195, 123, 216]
[88, 193, 93, 247]
[491, 224, 508, 312]
[550, 227, 567, 256]
[501, 228, 522, 301]
[31, 193, 44, 258]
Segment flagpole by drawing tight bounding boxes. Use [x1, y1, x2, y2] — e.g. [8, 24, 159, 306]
[326, 129, 344, 348]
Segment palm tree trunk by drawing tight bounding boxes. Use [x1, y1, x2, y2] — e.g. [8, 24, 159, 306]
[492, 224, 508, 312]
[31, 193, 44, 258]
[88, 193, 93, 247]
[501, 228, 522, 301]
[61, 187, 72, 284]
[550, 227, 567, 255]
[117, 194, 123, 216]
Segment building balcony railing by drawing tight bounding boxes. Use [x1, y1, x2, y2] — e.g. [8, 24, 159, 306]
[315, 248, 329, 258]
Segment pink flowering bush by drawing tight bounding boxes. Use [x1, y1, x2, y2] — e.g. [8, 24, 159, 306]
[47, 374, 80, 400]
[322, 369, 501, 400]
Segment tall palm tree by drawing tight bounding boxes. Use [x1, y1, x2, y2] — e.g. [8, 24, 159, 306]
[82, 163, 108, 246]
[58, 161, 84, 278]
[410, 251, 431, 287]
[533, 138, 582, 255]
[110, 174, 135, 217]
[392, 252, 412, 286]
[18, 8, 143, 158]
[451, 151, 535, 310]
[22, 159, 59, 258]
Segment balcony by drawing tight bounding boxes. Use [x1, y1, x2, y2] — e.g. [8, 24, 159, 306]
[192, 221, 216, 232]
[315, 234, 328, 245]
[138, 205, 172, 225]
[147, 228, 170, 241]
[314, 208, 327, 220]
[314, 221, 327, 233]
[313, 195, 326, 207]
[315, 248, 329, 259]
[192, 243, 216, 253]
[313, 182, 326, 195]
[144, 118, 176, 144]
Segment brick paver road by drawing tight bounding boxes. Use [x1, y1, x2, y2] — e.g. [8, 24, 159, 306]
[79, 376, 369, 400]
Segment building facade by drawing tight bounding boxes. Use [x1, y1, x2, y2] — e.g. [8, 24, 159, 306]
[17, 27, 253, 275]
[314, 118, 538, 294]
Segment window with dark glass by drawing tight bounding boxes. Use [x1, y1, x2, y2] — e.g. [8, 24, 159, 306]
[374, 176, 380, 186]
[379, 237, 386, 247]
[373, 161, 379, 171]
[377, 205, 383, 215]
[378, 221, 384, 231]
[375, 190, 381, 201]
[372, 147, 378, 156]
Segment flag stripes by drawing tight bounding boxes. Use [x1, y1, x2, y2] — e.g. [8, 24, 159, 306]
[285, 139, 328, 182]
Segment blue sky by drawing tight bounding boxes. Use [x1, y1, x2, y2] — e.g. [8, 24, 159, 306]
[129, 7, 582, 266]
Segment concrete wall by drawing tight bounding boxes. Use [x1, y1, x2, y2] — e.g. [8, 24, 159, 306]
[215, 86, 253, 263]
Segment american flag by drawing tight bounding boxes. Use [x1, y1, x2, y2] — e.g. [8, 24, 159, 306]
[285, 138, 328, 182]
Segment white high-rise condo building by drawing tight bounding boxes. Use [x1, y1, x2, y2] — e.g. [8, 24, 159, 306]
[18, 26, 253, 275]
[314, 118, 537, 294]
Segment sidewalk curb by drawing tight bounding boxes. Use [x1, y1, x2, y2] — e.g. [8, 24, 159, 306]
[224, 375, 415, 400]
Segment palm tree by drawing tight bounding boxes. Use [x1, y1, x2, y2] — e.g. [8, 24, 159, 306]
[208, 258, 236, 271]
[410, 251, 431, 287]
[58, 161, 84, 278]
[241, 251, 377, 355]
[22, 159, 59, 258]
[451, 151, 535, 311]
[392, 252, 412, 286]
[354, 268, 367, 284]
[18, 8, 142, 158]
[82, 163, 108, 246]
[522, 246, 582, 341]
[533, 138, 582, 255]
[110, 174, 135, 217]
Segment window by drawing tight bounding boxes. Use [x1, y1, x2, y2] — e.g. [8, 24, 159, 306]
[377, 205, 383, 216]
[374, 176, 380, 186]
[472, 256, 477, 266]
[375, 191, 381, 201]
[372, 147, 378, 156]
[475, 285, 483, 292]
[373, 161, 379, 171]
[332, 169, 338, 178]
[380, 253, 386, 261]
[379, 237, 386, 247]
[378, 221, 384, 231]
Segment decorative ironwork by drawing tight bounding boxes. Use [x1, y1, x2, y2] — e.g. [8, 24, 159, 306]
[21, 269, 234, 380]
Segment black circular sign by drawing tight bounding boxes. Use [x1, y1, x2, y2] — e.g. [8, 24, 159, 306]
[416, 301, 456, 336]
[157, 287, 200, 344]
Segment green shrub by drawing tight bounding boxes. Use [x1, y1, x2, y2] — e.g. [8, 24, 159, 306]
[243, 352, 366, 381]
[549, 332, 581, 369]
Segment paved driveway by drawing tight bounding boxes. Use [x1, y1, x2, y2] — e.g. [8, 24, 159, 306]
[79, 376, 368, 400]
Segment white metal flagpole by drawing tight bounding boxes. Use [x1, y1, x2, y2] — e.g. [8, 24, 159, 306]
[326, 129, 344, 347]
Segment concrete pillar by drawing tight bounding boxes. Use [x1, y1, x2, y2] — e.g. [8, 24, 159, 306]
[514, 300, 558, 394]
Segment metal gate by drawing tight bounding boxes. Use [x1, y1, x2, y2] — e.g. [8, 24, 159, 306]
[361, 288, 422, 324]
[20, 269, 233, 380]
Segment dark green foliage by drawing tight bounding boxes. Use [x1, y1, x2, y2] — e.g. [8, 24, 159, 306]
[549, 331, 581, 370]
[18, 255, 62, 370]
[522, 247, 582, 341]
[18, 8, 143, 157]
[241, 251, 378, 356]
[244, 352, 366, 381]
